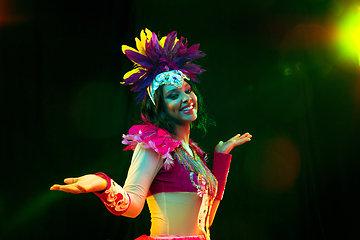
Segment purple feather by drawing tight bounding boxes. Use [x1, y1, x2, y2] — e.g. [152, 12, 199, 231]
[152, 34, 162, 56]
[122, 30, 206, 103]
[124, 50, 153, 68]
[187, 44, 200, 53]
[183, 63, 205, 74]
[135, 90, 147, 103]
[171, 39, 182, 55]
[122, 69, 147, 84]
[163, 31, 177, 58]
[130, 77, 151, 92]
[134, 74, 155, 90]
[145, 37, 158, 62]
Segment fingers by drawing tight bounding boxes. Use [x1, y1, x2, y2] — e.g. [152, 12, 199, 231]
[227, 133, 251, 142]
[75, 184, 89, 193]
[235, 133, 252, 145]
[215, 132, 252, 154]
[240, 132, 252, 139]
[226, 133, 252, 146]
[64, 177, 78, 184]
[52, 183, 86, 194]
[239, 133, 252, 140]
[229, 134, 241, 141]
[50, 179, 86, 194]
[50, 184, 61, 191]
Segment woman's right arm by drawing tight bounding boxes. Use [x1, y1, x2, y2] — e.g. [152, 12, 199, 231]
[50, 145, 163, 218]
[121, 144, 163, 217]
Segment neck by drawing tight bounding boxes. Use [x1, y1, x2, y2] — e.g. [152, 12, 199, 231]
[173, 123, 191, 145]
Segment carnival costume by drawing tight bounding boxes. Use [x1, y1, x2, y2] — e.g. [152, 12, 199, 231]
[94, 29, 233, 240]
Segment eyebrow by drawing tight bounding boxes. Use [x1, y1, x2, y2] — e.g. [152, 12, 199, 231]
[164, 83, 191, 96]
[165, 88, 179, 96]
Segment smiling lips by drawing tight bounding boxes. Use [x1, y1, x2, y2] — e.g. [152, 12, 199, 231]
[180, 103, 195, 114]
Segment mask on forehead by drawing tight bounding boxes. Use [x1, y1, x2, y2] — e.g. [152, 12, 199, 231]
[147, 70, 189, 105]
[120, 28, 205, 104]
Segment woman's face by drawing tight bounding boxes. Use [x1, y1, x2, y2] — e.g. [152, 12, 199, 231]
[162, 81, 198, 125]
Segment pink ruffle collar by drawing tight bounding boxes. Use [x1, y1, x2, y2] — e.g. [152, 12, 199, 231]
[122, 122, 181, 170]
[122, 121, 205, 170]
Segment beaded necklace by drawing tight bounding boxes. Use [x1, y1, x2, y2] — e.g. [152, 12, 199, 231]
[173, 144, 217, 240]
[173, 145, 217, 198]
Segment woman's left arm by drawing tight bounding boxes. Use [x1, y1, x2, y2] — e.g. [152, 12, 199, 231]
[209, 133, 252, 226]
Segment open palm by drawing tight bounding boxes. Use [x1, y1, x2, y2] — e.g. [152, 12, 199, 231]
[50, 174, 107, 194]
[215, 133, 252, 154]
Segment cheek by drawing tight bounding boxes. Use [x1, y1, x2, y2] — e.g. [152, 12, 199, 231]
[165, 100, 180, 112]
[191, 93, 198, 105]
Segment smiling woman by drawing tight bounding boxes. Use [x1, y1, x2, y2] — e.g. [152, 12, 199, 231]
[50, 28, 252, 240]
[141, 71, 210, 136]
[163, 80, 198, 124]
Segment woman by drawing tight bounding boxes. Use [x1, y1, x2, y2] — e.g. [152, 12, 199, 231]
[50, 29, 252, 240]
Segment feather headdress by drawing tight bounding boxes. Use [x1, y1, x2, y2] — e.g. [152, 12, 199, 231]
[121, 28, 206, 103]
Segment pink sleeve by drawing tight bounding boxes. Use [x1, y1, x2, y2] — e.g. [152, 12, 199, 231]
[94, 173, 131, 216]
[94, 145, 163, 218]
[212, 152, 232, 200]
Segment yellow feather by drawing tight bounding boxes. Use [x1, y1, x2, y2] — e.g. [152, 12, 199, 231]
[135, 37, 145, 54]
[140, 29, 146, 44]
[123, 68, 140, 79]
[159, 36, 167, 47]
[159, 36, 180, 48]
[139, 29, 149, 52]
[145, 28, 153, 42]
[122, 45, 139, 54]
[123, 67, 147, 81]
[120, 82, 133, 85]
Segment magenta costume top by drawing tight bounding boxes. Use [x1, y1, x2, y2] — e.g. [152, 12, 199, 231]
[149, 154, 199, 195]
[94, 123, 232, 240]
[147, 137, 208, 196]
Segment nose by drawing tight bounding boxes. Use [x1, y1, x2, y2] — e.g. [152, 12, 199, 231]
[182, 92, 191, 103]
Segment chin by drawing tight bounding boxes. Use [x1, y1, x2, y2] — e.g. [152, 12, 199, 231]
[190, 115, 198, 122]
[184, 115, 198, 124]
[172, 116, 197, 126]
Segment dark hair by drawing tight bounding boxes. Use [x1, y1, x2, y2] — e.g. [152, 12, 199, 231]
[141, 80, 215, 135]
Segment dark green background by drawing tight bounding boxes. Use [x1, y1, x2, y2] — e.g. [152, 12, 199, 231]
[1, 0, 359, 239]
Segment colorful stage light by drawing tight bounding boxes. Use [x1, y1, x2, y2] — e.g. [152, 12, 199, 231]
[336, 6, 360, 65]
